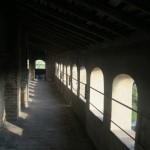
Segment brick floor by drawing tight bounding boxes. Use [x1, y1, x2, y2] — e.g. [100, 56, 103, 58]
[0, 80, 97, 150]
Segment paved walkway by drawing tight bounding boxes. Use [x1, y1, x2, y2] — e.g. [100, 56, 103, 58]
[0, 81, 97, 150]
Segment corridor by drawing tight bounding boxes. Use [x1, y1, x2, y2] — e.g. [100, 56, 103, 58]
[0, 81, 96, 150]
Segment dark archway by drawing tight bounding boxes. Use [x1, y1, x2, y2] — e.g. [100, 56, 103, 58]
[35, 60, 46, 80]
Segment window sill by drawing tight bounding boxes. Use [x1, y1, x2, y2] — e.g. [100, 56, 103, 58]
[111, 129, 135, 150]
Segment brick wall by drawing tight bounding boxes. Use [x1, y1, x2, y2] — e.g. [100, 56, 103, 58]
[4, 70, 18, 121]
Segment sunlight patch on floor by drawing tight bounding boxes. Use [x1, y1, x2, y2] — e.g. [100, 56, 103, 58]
[29, 89, 35, 94]
[29, 97, 33, 102]
[3, 121, 23, 136]
[19, 112, 28, 120]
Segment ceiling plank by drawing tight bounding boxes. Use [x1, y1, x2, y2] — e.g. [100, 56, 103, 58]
[25, 23, 89, 47]
[47, 0, 127, 37]
[3, 2, 103, 43]
[29, 29, 86, 49]
[7, 4, 103, 43]
[29, 35, 79, 51]
[73, 0, 150, 33]
[123, 0, 150, 15]
[12, 0, 114, 40]
[15, 9, 94, 44]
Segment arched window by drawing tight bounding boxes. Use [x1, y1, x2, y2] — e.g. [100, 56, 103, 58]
[35, 60, 45, 80]
[90, 67, 104, 120]
[72, 64, 78, 95]
[58, 63, 61, 79]
[132, 83, 138, 130]
[27, 59, 29, 69]
[60, 64, 63, 82]
[55, 62, 59, 77]
[63, 65, 66, 85]
[35, 60, 45, 69]
[80, 67, 86, 101]
[111, 74, 138, 148]
[67, 65, 71, 89]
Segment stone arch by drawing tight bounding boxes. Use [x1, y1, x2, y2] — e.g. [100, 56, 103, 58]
[63, 65, 66, 85]
[67, 65, 71, 89]
[35, 60, 46, 80]
[111, 74, 138, 148]
[80, 66, 86, 101]
[90, 67, 104, 120]
[60, 63, 63, 82]
[72, 64, 78, 95]
[55, 62, 59, 77]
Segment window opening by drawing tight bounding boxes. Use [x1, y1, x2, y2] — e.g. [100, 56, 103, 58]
[35, 60, 45, 80]
[80, 66, 86, 102]
[72, 64, 78, 95]
[111, 74, 138, 149]
[90, 67, 104, 121]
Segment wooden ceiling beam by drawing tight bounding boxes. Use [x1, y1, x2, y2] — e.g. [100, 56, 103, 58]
[28, 42, 64, 54]
[73, 0, 150, 33]
[29, 29, 86, 49]
[26, 23, 88, 47]
[12, 0, 114, 40]
[5, 2, 102, 43]
[29, 36, 79, 51]
[47, 0, 127, 37]
[123, 0, 150, 15]
[16, 9, 93, 44]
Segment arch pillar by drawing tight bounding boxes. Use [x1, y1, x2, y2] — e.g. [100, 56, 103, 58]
[46, 52, 55, 81]
[29, 57, 35, 81]
[19, 30, 28, 108]
[4, 26, 20, 121]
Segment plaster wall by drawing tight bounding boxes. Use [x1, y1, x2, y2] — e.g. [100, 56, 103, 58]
[52, 40, 150, 150]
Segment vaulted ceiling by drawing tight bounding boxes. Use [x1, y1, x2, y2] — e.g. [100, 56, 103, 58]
[1, 0, 150, 54]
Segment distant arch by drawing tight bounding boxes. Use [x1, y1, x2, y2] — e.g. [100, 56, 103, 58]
[80, 66, 86, 101]
[35, 60, 46, 80]
[55, 62, 59, 77]
[72, 64, 78, 95]
[63, 65, 66, 85]
[67, 65, 71, 89]
[60, 64, 63, 82]
[35, 60, 45, 69]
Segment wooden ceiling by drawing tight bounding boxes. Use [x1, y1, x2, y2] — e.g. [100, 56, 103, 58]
[1, 0, 150, 54]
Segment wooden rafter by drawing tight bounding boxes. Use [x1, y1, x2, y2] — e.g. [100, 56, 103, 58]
[9, 7, 94, 48]
[46, 0, 127, 37]
[73, 0, 150, 33]
[123, 0, 150, 15]
[25, 22, 90, 47]
[29, 35, 79, 51]
[29, 28, 86, 49]
[18, 10, 94, 45]
[3, 1, 104, 43]
[10, 0, 114, 40]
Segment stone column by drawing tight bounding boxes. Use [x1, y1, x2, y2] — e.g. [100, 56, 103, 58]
[4, 66, 19, 121]
[45, 52, 51, 81]
[4, 22, 20, 121]
[20, 30, 28, 108]
[46, 53, 55, 81]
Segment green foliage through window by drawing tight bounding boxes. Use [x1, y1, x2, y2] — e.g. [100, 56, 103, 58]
[132, 83, 138, 127]
[35, 60, 45, 69]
